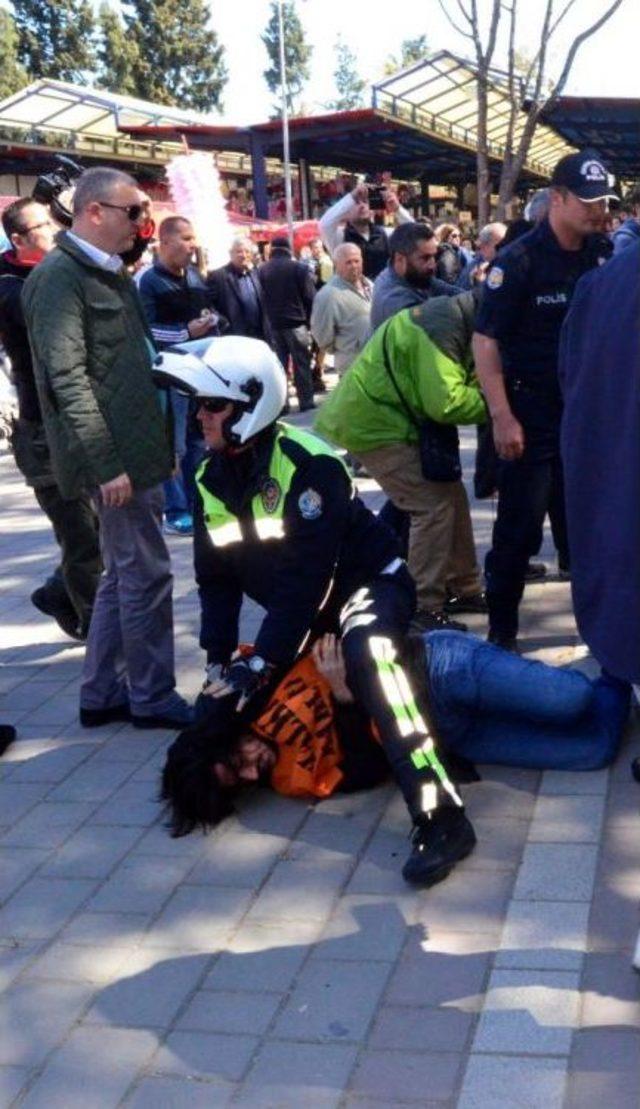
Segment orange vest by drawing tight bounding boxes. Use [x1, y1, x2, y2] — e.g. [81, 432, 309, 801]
[251, 655, 344, 799]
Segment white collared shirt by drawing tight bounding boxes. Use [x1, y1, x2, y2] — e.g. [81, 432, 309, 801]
[66, 232, 123, 273]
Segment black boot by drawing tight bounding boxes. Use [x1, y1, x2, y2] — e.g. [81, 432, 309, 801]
[402, 807, 476, 887]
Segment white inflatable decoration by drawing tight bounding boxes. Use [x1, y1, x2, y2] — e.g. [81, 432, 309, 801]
[165, 151, 233, 270]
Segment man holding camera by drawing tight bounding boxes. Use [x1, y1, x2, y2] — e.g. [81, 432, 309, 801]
[319, 179, 413, 281]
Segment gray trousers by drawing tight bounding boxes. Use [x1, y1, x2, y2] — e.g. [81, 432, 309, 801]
[80, 485, 179, 715]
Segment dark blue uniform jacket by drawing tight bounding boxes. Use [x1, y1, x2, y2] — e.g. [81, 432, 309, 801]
[475, 219, 600, 458]
[194, 425, 400, 667]
[559, 243, 640, 684]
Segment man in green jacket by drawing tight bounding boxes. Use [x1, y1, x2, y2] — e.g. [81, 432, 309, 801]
[315, 292, 487, 629]
[22, 167, 192, 730]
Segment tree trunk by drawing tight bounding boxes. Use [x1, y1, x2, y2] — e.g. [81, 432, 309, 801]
[476, 77, 491, 225]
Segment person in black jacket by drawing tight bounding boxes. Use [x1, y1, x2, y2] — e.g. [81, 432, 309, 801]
[138, 216, 225, 535]
[259, 237, 316, 411]
[206, 236, 272, 343]
[0, 198, 100, 639]
[153, 335, 477, 888]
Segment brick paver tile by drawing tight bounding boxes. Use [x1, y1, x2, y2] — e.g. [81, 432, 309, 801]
[0, 782, 51, 823]
[458, 1054, 567, 1109]
[314, 894, 409, 963]
[0, 846, 50, 901]
[472, 968, 580, 1055]
[83, 949, 210, 1028]
[153, 1030, 257, 1082]
[46, 758, 136, 803]
[273, 958, 390, 1042]
[349, 1047, 462, 1104]
[236, 1041, 358, 1108]
[369, 1003, 474, 1053]
[0, 940, 44, 989]
[19, 1026, 158, 1109]
[141, 886, 253, 951]
[178, 989, 281, 1036]
[22, 942, 135, 985]
[0, 876, 97, 939]
[538, 769, 609, 795]
[579, 952, 640, 1029]
[187, 830, 288, 888]
[40, 824, 141, 879]
[203, 918, 319, 993]
[243, 857, 352, 924]
[528, 793, 606, 843]
[496, 898, 591, 971]
[386, 943, 490, 1009]
[565, 1028, 640, 1108]
[411, 869, 514, 934]
[2, 743, 96, 784]
[126, 1075, 236, 1107]
[0, 980, 95, 1067]
[513, 842, 599, 901]
[1, 801, 97, 848]
[87, 856, 197, 915]
[0, 1066, 31, 1104]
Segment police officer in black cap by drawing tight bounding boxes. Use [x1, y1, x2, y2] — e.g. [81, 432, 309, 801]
[472, 150, 617, 650]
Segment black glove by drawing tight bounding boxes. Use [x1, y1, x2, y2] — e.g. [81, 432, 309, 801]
[203, 655, 273, 710]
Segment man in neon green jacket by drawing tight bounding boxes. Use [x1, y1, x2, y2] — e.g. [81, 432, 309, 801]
[315, 291, 487, 629]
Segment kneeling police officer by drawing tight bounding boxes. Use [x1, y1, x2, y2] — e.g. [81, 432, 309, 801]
[154, 335, 475, 886]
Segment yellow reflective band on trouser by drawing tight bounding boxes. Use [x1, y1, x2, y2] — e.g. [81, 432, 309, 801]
[254, 516, 285, 541]
[206, 520, 243, 548]
[368, 635, 463, 808]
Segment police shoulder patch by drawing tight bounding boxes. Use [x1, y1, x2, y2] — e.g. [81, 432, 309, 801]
[298, 488, 323, 520]
[261, 478, 281, 514]
[486, 266, 504, 290]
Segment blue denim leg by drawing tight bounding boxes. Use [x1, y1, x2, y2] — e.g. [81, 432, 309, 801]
[424, 631, 629, 770]
[163, 389, 190, 519]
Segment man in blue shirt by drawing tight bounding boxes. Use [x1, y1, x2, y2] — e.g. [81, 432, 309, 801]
[472, 150, 616, 650]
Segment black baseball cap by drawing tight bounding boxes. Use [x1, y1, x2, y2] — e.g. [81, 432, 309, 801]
[550, 150, 618, 202]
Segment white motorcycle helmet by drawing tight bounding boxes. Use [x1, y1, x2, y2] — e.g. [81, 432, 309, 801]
[153, 336, 287, 446]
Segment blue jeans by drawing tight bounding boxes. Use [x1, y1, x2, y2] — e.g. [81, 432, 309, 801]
[425, 631, 630, 771]
[163, 390, 205, 519]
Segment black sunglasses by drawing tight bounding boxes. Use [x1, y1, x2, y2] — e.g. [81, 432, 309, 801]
[98, 201, 144, 222]
[198, 398, 230, 413]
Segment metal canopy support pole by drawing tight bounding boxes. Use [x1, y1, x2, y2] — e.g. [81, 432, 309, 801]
[277, 0, 295, 247]
[419, 176, 431, 220]
[249, 133, 269, 219]
[298, 156, 312, 219]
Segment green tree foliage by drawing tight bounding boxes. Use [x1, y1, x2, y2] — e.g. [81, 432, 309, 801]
[262, 1, 313, 116]
[13, 0, 96, 82]
[329, 36, 367, 111]
[96, 3, 139, 96]
[383, 34, 430, 76]
[122, 0, 228, 112]
[0, 10, 29, 100]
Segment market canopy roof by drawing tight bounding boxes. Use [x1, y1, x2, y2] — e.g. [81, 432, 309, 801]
[121, 51, 576, 190]
[0, 78, 202, 163]
[533, 97, 640, 179]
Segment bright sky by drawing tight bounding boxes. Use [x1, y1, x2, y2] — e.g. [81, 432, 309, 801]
[212, 0, 638, 124]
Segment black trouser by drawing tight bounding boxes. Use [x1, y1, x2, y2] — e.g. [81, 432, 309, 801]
[34, 483, 102, 633]
[273, 325, 314, 409]
[338, 564, 463, 821]
[485, 453, 566, 639]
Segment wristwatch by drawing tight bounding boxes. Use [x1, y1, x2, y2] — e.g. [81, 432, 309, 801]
[248, 655, 267, 675]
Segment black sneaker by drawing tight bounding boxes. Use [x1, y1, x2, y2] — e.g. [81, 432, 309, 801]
[0, 724, 16, 756]
[402, 807, 477, 887]
[80, 704, 131, 728]
[31, 586, 84, 641]
[525, 561, 547, 582]
[487, 631, 520, 654]
[444, 591, 488, 615]
[411, 610, 468, 634]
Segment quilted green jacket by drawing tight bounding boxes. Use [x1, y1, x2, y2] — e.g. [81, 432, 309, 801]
[22, 232, 172, 498]
[315, 291, 487, 454]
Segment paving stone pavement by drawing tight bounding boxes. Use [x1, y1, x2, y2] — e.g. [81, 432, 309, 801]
[1, 418, 639, 1108]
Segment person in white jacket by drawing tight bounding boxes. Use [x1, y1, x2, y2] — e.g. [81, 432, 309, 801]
[319, 182, 413, 280]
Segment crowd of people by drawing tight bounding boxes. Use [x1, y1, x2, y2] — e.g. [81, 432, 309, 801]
[0, 150, 638, 888]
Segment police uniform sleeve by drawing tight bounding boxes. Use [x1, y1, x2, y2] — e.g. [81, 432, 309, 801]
[474, 247, 529, 340]
[254, 455, 351, 666]
[193, 491, 243, 665]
